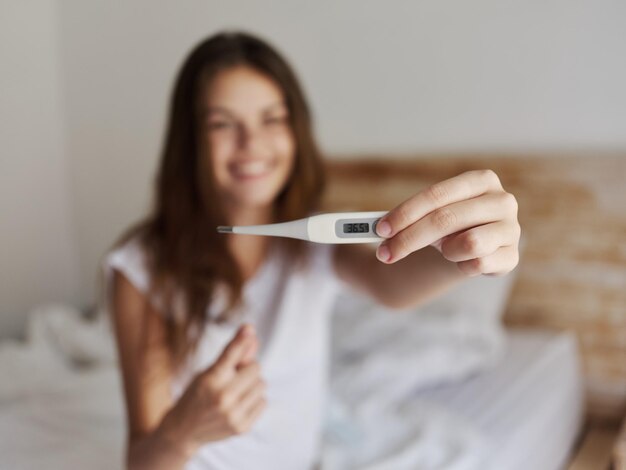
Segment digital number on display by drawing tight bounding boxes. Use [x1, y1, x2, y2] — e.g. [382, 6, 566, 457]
[343, 222, 370, 234]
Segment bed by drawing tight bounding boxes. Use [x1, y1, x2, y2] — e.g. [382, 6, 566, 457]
[0, 285, 584, 470]
[416, 331, 583, 470]
[0, 277, 585, 470]
[318, 268, 584, 470]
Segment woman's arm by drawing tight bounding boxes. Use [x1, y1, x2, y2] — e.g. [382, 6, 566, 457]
[334, 244, 466, 309]
[110, 271, 267, 470]
[110, 271, 191, 469]
[333, 170, 520, 310]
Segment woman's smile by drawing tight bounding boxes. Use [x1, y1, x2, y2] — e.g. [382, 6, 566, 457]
[229, 159, 276, 181]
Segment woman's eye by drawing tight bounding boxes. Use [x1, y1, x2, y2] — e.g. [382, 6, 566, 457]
[208, 121, 234, 130]
[264, 116, 288, 126]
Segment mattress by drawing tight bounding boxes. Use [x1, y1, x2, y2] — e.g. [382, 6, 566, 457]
[415, 331, 585, 470]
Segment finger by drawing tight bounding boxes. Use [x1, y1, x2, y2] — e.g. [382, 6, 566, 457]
[236, 379, 266, 418]
[456, 245, 520, 277]
[441, 220, 521, 262]
[226, 362, 263, 401]
[378, 192, 515, 263]
[375, 170, 503, 239]
[239, 396, 267, 431]
[224, 381, 266, 435]
[211, 324, 256, 375]
[236, 338, 259, 370]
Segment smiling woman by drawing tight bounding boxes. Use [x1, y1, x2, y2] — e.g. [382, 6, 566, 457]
[105, 31, 333, 470]
[112, 31, 327, 362]
[104, 30, 520, 470]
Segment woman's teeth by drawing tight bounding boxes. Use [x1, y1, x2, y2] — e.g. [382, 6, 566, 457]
[232, 161, 272, 178]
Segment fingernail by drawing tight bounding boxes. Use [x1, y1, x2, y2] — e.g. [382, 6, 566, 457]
[376, 220, 391, 237]
[376, 244, 391, 262]
[242, 324, 254, 336]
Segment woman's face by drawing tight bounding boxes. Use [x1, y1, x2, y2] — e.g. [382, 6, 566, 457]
[201, 65, 296, 212]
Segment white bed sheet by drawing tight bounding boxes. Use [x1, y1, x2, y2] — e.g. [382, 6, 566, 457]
[0, 304, 583, 470]
[415, 330, 584, 470]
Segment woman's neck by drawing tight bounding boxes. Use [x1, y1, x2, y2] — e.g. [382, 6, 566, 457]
[225, 203, 275, 227]
[223, 204, 275, 281]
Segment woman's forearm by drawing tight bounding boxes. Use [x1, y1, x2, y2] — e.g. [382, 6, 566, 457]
[375, 245, 467, 310]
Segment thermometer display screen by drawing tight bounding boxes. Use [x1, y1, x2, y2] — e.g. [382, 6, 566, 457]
[335, 215, 384, 239]
[343, 222, 370, 234]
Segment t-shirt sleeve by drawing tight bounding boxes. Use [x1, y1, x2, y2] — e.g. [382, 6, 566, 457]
[102, 237, 152, 302]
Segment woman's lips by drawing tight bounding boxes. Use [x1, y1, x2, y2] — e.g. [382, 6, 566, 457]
[230, 160, 274, 181]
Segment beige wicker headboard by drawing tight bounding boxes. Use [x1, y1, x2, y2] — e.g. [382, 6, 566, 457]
[321, 153, 626, 424]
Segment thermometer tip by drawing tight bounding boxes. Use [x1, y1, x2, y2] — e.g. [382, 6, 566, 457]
[217, 226, 233, 233]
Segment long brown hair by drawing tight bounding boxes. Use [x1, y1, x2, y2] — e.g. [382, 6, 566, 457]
[115, 31, 327, 367]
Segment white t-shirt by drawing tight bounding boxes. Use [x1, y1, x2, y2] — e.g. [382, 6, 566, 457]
[105, 237, 345, 470]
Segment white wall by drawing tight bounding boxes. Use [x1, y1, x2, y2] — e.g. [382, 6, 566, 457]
[1, 0, 625, 334]
[0, 1, 78, 337]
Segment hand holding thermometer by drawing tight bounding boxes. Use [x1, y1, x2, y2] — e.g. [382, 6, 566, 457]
[217, 211, 388, 244]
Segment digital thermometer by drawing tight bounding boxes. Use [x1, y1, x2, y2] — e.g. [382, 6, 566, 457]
[217, 211, 388, 244]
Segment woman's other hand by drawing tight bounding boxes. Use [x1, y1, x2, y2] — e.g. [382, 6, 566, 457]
[157, 324, 267, 458]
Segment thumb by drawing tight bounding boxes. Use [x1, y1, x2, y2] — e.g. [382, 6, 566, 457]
[213, 324, 256, 374]
[236, 336, 259, 370]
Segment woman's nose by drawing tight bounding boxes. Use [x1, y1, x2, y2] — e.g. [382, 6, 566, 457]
[237, 126, 268, 153]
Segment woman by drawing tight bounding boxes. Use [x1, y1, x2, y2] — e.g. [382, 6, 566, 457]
[106, 31, 520, 470]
